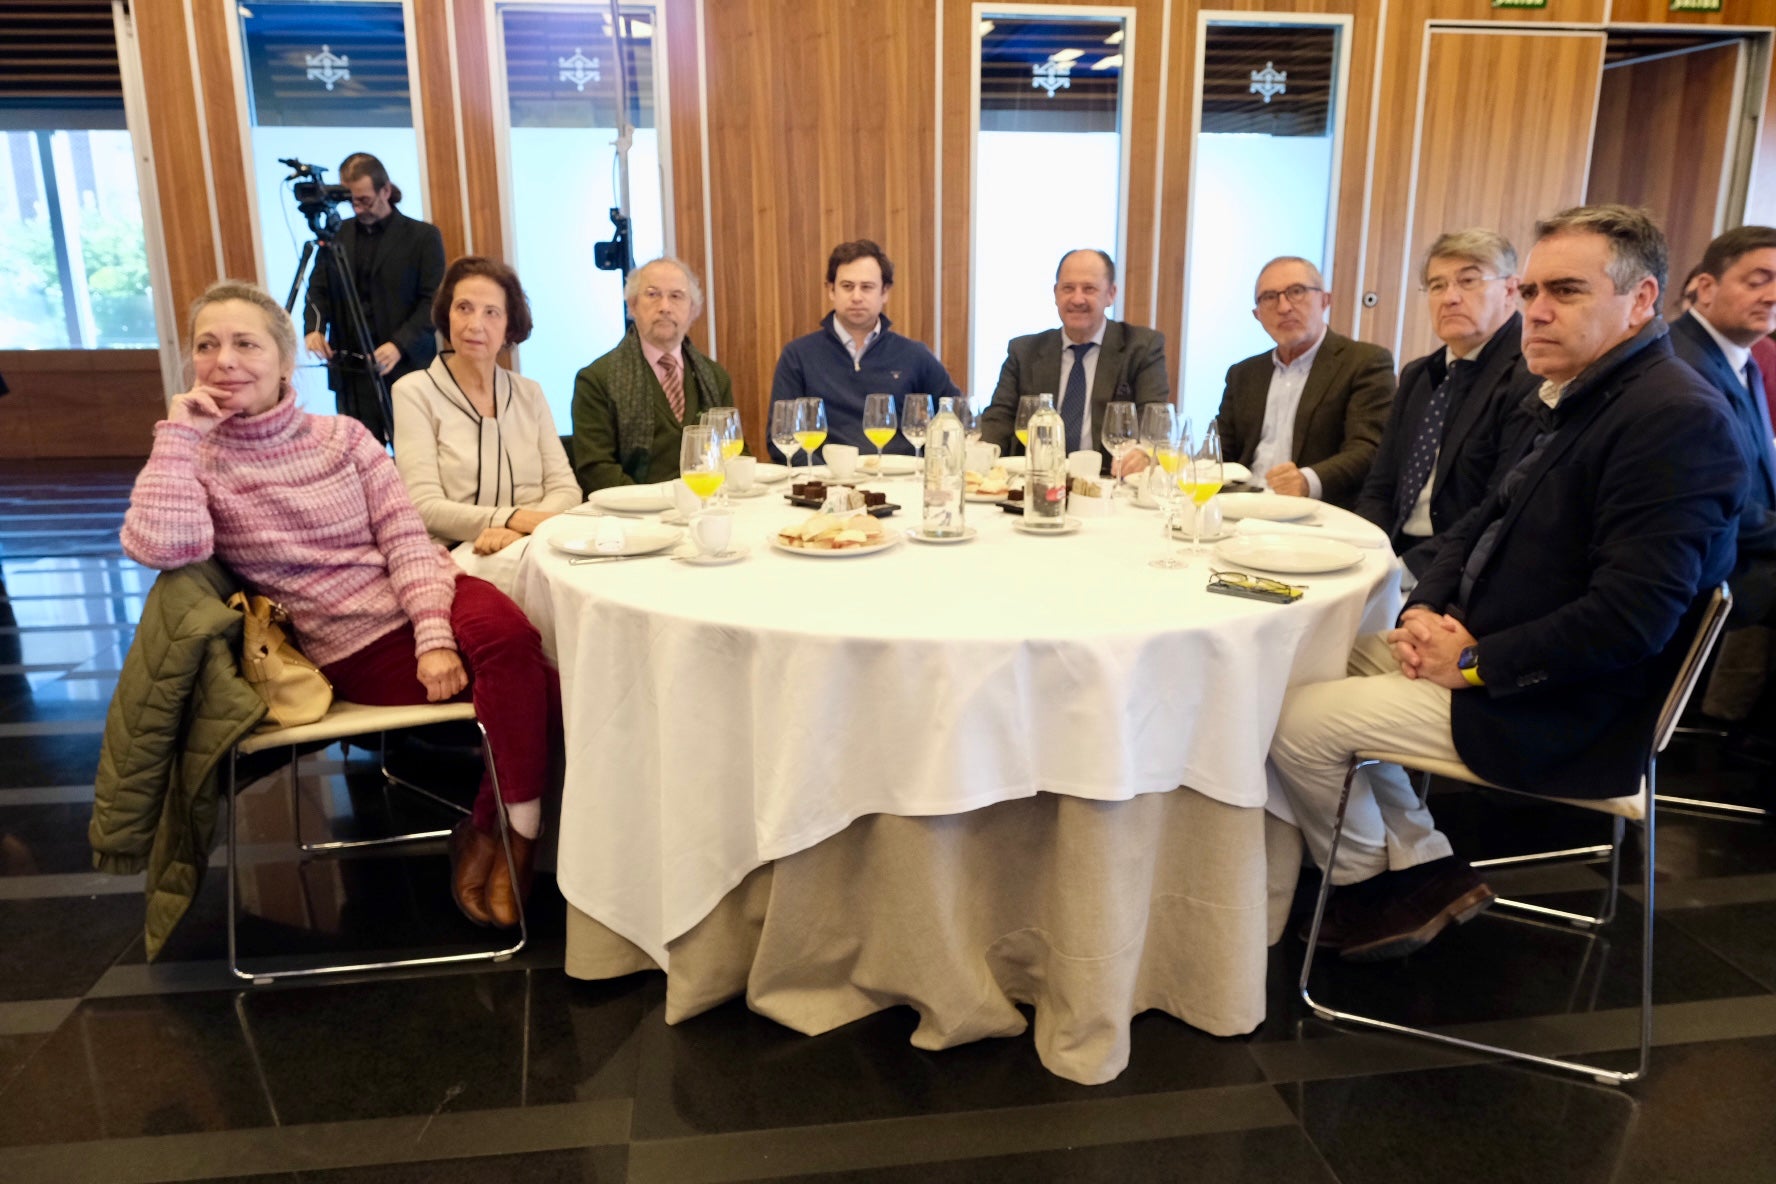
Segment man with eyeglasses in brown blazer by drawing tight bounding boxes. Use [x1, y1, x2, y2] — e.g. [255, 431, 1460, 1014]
[1216, 256, 1395, 509]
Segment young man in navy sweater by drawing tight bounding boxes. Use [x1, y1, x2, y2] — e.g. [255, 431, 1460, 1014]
[769, 239, 961, 453]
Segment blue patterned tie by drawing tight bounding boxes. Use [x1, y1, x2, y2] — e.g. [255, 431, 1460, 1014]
[1061, 342, 1093, 452]
[1393, 360, 1465, 533]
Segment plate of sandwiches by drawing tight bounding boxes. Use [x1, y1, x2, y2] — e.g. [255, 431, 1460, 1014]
[771, 511, 902, 557]
[965, 466, 1016, 502]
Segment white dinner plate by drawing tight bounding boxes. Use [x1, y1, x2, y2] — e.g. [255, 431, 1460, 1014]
[726, 485, 771, 499]
[1014, 516, 1082, 537]
[854, 455, 920, 477]
[966, 488, 1014, 503]
[1216, 492, 1318, 522]
[676, 544, 750, 567]
[770, 527, 903, 558]
[1218, 462, 1252, 485]
[755, 463, 792, 484]
[549, 524, 684, 558]
[1212, 535, 1362, 575]
[907, 526, 978, 545]
[589, 483, 673, 513]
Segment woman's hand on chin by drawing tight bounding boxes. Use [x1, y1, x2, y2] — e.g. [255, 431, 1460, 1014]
[416, 650, 468, 702]
[473, 527, 525, 554]
[168, 386, 238, 435]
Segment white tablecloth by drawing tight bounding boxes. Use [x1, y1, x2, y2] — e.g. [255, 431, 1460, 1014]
[512, 479, 1400, 966]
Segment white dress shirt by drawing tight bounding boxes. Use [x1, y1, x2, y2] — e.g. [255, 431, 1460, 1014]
[1055, 319, 1108, 453]
[1690, 308, 1754, 389]
[1253, 328, 1327, 499]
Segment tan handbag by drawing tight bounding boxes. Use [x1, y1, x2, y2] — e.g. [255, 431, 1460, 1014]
[228, 592, 333, 728]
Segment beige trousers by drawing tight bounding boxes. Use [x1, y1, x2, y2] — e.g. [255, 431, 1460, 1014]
[1269, 633, 1460, 885]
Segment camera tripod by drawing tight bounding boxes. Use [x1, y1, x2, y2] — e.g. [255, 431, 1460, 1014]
[285, 234, 392, 448]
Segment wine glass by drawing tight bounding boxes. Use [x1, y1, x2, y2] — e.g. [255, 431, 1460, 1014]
[794, 397, 828, 476]
[770, 400, 801, 472]
[902, 394, 933, 460]
[1101, 401, 1137, 493]
[862, 393, 898, 472]
[1136, 403, 1177, 501]
[1149, 416, 1188, 570]
[1015, 395, 1042, 454]
[701, 407, 744, 460]
[958, 399, 982, 446]
[1180, 419, 1224, 559]
[679, 424, 725, 513]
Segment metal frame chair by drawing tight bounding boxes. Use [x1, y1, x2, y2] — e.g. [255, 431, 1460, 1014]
[225, 700, 527, 984]
[1299, 584, 1734, 1086]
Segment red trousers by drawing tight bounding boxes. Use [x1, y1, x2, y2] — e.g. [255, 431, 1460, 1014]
[320, 574, 561, 833]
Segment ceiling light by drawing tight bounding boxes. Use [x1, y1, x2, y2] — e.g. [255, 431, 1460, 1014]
[979, 19, 995, 36]
[1091, 53, 1122, 70]
[1049, 48, 1084, 62]
[1104, 29, 1123, 44]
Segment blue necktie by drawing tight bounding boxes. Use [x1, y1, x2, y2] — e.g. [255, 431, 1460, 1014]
[1393, 360, 1466, 534]
[1745, 357, 1776, 503]
[1061, 342, 1093, 452]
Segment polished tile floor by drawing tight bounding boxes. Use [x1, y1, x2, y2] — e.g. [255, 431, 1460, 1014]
[2, 458, 1776, 1183]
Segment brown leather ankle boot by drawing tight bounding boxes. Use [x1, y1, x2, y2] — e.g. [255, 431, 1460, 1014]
[484, 830, 537, 929]
[448, 819, 498, 926]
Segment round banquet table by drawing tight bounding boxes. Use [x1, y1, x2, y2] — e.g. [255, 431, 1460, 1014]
[511, 472, 1403, 1083]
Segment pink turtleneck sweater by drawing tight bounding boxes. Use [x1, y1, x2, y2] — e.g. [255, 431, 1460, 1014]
[121, 395, 457, 667]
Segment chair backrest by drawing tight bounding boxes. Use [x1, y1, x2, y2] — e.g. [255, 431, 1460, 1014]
[1653, 583, 1733, 754]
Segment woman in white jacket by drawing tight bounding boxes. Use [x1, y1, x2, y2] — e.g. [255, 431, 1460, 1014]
[392, 256, 580, 561]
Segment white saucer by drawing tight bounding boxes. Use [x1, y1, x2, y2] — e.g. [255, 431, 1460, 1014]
[907, 526, 978, 545]
[727, 485, 771, 499]
[660, 510, 689, 526]
[1014, 516, 1082, 537]
[1212, 535, 1362, 574]
[677, 544, 750, 567]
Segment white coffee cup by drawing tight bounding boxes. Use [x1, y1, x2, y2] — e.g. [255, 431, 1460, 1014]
[825, 443, 859, 480]
[671, 479, 702, 517]
[725, 455, 758, 493]
[966, 441, 1001, 472]
[689, 509, 734, 556]
[1068, 450, 1102, 481]
[1183, 499, 1223, 538]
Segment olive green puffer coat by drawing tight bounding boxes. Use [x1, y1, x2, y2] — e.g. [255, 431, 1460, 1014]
[90, 560, 267, 959]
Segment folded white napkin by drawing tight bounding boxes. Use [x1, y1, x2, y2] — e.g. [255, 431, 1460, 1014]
[1232, 517, 1389, 549]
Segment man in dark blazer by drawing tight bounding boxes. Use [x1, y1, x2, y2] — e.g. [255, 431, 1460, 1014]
[303, 152, 446, 444]
[1668, 226, 1776, 732]
[1217, 256, 1394, 509]
[1355, 230, 1542, 575]
[979, 249, 1168, 474]
[1270, 206, 1744, 962]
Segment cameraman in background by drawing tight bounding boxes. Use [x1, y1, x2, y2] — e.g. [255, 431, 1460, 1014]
[302, 152, 445, 444]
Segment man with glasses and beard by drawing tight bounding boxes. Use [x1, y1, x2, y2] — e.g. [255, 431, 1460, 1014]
[1216, 256, 1395, 509]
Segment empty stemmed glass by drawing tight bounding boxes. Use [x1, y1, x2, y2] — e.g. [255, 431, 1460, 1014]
[1178, 420, 1224, 560]
[863, 393, 898, 471]
[770, 400, 801, 472]
[1101, 400, 1138, 494]
[1149, 416, 1188, 570]
[902, 394, 933, 461]
[794, 397, 828, 476]
[959, 399, 982, 447]
[679, 424, 726, 513]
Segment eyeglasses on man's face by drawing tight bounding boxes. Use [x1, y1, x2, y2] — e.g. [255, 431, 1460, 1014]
[1255, 284, 1323, 310]
[1421, 273, 1505, 298]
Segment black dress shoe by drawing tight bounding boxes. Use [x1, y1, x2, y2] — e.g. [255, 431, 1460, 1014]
[1297, 888, 1358, 949]
[1337, 856, 1495, 963]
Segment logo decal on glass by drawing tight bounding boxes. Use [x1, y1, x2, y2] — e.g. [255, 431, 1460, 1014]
[1032, 59, 1072, 98]
[305, 45, 350, 91]
[558, 48, 602, 91]
[1249, 61, 1287, 104]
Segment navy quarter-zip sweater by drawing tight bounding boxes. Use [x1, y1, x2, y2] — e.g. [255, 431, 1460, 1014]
[769, 312, 963, 453]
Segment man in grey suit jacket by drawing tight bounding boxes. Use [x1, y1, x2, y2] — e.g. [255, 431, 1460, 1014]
[980, 249, 1169, 474]
[1217, 256, 1395, 509]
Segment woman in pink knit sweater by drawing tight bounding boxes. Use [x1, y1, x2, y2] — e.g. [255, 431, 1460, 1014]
[122, 280, 558, 930]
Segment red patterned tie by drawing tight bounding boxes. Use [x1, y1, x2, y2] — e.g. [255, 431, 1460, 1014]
[659, 354, 685, 423]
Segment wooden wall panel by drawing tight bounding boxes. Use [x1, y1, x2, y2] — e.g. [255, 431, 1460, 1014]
[0, 350, 164, 459]
[1398, 30, 1605, 353]
[411, 0, 467, 261]
[452, 0, 503, 260]
[705, 0, 938, 451]
[192, 0, 257, 282]
[663, 0, 711, 356]
[1589, 44, 1741, 311]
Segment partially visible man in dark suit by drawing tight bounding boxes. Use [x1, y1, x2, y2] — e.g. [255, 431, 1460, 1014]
[979, 248, 1169, 475]
[1270, 205, 1744, 961]
[1667, 226, 1776, 730]
[303, 152, 446, 444]
[1217, 256, 1394, 509]
[1356, 230, 1541, 576]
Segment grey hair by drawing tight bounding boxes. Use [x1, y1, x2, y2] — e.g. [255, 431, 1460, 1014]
[624, 257, 704, 314]
[1253, 255, 1326, 302]
[1421, 229, 1518, 285]
[188, 280, 297, 369]
[1534, 204, 1667, 297]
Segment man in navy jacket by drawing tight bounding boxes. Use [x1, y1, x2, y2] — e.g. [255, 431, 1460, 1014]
[1270, 205, 1745, 962]
[1667, 227, 1776, 732]
[769, 240, 961, 454]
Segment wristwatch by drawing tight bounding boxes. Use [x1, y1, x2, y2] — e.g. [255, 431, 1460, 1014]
[1458, 645, 1484, 688]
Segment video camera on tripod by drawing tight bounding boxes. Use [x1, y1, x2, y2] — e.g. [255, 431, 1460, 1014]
[279, 157, 352, 239]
